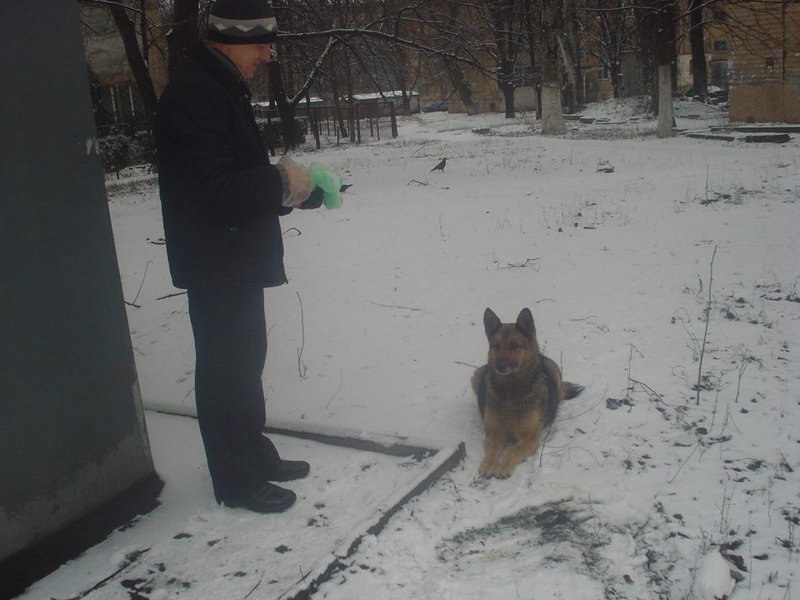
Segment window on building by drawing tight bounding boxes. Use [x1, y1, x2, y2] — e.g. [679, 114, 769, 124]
[713, 40, 727, 51]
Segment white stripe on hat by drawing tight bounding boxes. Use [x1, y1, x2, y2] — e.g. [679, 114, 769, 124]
[208, 14, 277, 33]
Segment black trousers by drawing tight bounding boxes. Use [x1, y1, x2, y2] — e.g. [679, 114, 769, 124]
[187, 286, 281, 500]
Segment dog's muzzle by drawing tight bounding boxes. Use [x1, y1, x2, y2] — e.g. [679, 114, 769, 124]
[493, 364, 519, 376]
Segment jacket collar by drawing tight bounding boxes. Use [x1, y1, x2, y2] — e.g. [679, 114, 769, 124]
[191, 41, 251, 99]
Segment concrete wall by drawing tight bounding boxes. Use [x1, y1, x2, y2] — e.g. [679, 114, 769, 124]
[0, 2, 155, 561]
[730, 81, 800, 124]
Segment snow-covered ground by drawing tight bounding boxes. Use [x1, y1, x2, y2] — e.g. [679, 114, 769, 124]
[23, 99, 800, 599]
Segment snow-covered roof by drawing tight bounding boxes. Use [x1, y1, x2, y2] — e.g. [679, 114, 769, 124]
[252, 97, 324, 107]
[352, 90, 418, 101]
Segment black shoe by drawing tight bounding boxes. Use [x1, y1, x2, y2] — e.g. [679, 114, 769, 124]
[268, 460, 310, 482]
[219, 481, 296, 513]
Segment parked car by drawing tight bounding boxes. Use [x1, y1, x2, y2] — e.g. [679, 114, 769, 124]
[422, 100, 448, 113]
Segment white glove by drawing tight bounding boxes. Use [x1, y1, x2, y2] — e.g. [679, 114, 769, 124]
[278, 156, 312, 208]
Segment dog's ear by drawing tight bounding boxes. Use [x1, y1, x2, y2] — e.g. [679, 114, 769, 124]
[483, 308, 502, 339]
[515, 308, 535, 340]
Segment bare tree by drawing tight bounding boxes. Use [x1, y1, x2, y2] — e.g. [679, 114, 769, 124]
[687, 0, 708, 100]
[584, 0, 638, 99]
[416, 0, 537, 118]
[679, 0, 799, 101]
[522, 0, 542, 117]
[164, 0, 202, 77]
[107, 1, 158, 122]
[407, 2, 482, 114]
[80, 0, 168, 128]
[277, 1, 489, 120]
[539, 0, 566, 133]
[485, 0, 528, 118]
[560, 0, 583, 112]
[443, 55, 482, 114]
[636, 0, 676, 132]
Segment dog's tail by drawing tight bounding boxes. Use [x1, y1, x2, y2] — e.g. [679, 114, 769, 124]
[563, 382, 584, 400]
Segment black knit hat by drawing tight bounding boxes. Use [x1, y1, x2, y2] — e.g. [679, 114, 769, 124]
[207, 0, 278, 45]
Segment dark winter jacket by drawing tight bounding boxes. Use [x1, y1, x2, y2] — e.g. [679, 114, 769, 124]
[155, 42, 289, 289]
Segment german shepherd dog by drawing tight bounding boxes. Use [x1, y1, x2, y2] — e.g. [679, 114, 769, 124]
[472, 308, 583, 478]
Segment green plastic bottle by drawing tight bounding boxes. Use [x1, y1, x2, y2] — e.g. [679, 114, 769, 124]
[308, 163, 345, 209]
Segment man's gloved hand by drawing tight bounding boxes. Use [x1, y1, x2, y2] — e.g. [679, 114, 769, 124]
[277, 156, 312, 208]
[299, 187, 324, 210]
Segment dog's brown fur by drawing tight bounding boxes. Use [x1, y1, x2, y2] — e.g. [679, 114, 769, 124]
[472, 308, 583, 478]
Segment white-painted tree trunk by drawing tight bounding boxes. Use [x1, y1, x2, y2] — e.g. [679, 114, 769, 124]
[540, 84, 566, 135]
[657, 64, 674, 138]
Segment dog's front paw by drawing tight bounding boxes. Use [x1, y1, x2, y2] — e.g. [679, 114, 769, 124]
[492, 463, 514, 478]
[479, 460, 511, 479]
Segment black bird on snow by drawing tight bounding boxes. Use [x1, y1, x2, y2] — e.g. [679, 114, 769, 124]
[430, 158, 447, 172]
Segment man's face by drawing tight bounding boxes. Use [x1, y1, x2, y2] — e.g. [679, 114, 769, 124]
[227, 43, 272, 80]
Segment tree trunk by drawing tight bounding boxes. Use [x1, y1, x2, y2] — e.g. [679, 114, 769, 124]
[108, 3, 158, 125]
[539, 0, 565, 134]
[268, 58, 300, 150]
[657, 65, 673, 138]
[541, 83, 566, 135]
[636, 4, 656, 113]
[345, 59, 356, 143]
[523, 0, 540, 119]
[498, 59, 516, 118]
[556, 34, 579, 113]
[561, 0, 582, 110]
[329, 77, 348, 141]
[500, 81, 516, 118]
[139, 1, 149, 68]
[610, 61, 623, 98]
[638, 0, 676, 114]
[443, 57, 480, 115]
[689, 0, 708, 100]
[535, 85, 542, 120]
[166, 0, 199, 79]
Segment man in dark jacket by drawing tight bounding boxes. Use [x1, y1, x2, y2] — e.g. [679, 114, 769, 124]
[155, 0, 320, 513]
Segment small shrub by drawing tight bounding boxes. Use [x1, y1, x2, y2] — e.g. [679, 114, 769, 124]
[130, 130, 154, 165]
[256, 118, 307, 150]
[99, 132, 131, 175]
[98, 128, 154, 175]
